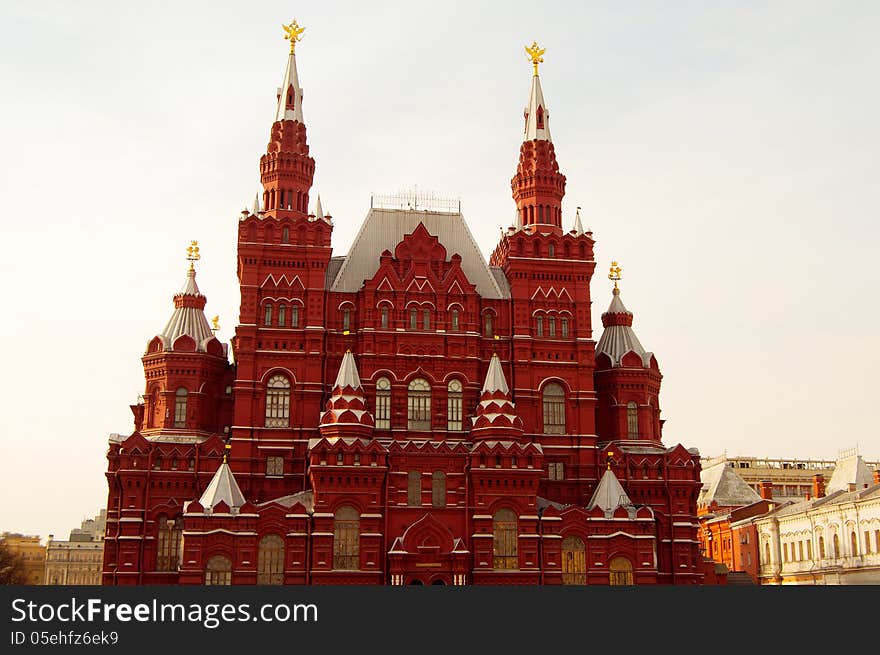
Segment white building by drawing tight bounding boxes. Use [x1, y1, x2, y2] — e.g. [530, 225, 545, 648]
[747, 456, 880, 585]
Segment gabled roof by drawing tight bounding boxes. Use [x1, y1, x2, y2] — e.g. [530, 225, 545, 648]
[329, 208, 507, 299]
[588, 468, 633, 513]
[826, 453, 873, 494]
[698, 464, 761, 508]
[198, 461, 246, 513]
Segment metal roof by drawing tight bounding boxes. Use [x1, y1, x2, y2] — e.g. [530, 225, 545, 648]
[595, 289, 653, 367]
[274, 51, 304, 123]
[481, 353, 510, 394]
[698, 463, 762, 508]
[157, 268, 214, 351]
[329, 208, 508, 299]
[588, 468, 633, 513]
[523, 74, 552, 142]
[199, 461, 246, 513]
[826, 453, 874, 494]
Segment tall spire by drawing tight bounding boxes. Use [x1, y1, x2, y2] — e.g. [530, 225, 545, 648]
[319, 351, 374, 439]
[573, 207, 584, 235]
[260, 20, 315, 218]
[511, 41, 566, 236]
[275, 20, 305, 123]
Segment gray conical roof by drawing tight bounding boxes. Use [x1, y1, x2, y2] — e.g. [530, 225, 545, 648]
[588, 468, 633, 512]
[199, 460, 246, 512]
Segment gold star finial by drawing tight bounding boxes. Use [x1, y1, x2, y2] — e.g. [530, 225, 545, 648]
[186, 240, 201, 270]
[608, 260, 621, 291]
[282, 20, 305, 54]
[525, 41, 545, 76]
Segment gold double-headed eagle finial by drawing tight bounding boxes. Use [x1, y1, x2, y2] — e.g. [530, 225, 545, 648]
[282, 20, 305, 54]
[211, 315, 220, 332]
[186, 240, 201, 270]
[525, 41, 545, 76]
[608, 260, 622, 291]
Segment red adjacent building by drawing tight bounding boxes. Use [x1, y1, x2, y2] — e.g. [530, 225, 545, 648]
[102, 26, 712, 585]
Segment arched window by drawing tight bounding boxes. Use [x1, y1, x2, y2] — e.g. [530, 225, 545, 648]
[408, 471, 421, 506]
[548, 316, 556, 337]
[450, 309, 459, 331]
[422, 309, 430, 331]
[333, 506, 359, 570]
[147, 387, 158, 429]
[264, 303, 272, 326]
[548, 243, 555, 258]
[156, 516, 182, 572]
[174, 388, 188, 428]
[484, 313, 494, 337]
[627, 402, 639, 438]
[447, 379, 463, 431]
[375, 377, 391, 429]
[407, 378, 431, 430]
[410, 308, 418, 330]
[282, 226, 289, 244]
[833, 533, 840, 559]
[818, 535, 826, 558]
[380, 306, 389, 329]
[542, 383, 565, 434]
[536, 315, 543, 337]
[257, 535, 284, 585]
[277, 304, 287, 327]
[764, 541, 771, 564]
[205, 555, 232, 586]
[561, 536, 586, 585]
[291, 305, 300, 328]
[609, 557, 634, 585]
[851, 531, 858, 556]
[265, 375, 291, 427]
[432, 471, 446, 508]
[493, 509, 518, 570]
[342, 308, 351, 331]
[561, 318, 569, 338]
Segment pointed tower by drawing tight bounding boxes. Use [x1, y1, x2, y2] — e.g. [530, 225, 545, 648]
[594, 262, 663, 443]
[140, 242, 233, 436]
[471, 353, 524, 441]
[319, 350, 375, 441]
[511, 42, 566, 236]
[198, 451, 248, 515]
[588, 467, 634, 516]
[260, 20, 314, 217]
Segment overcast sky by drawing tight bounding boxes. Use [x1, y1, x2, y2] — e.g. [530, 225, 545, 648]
[1, 1, 878, 539]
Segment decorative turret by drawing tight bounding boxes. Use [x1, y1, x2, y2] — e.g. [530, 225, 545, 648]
[139, 243, 233, 435]
[511, 41, 566, 236]
[319, 350, 375, 440]
[594, 262, 663, 442]
[471, 353, 524, 441]
[260, 20, 315, 217]
[595, 262, 654, 368]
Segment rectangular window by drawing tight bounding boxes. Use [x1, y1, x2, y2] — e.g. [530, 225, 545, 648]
[865, 531, 872, 554]
[807, 539, 813, 559]
[407, 471, 421, 506]
[380, 307, 389, 329]
[451, 310, 459, 331]
[548, 462, 564, 480]
[536, 316, 543, 337]
[783, 543, 788, 562]
[548, 317, 556, 337]
[342, 309, 351, 331]
[798, 541, 804, 561]
[410, 309, 418, 330]
[291, 305, 299, 328]
[264, 305, 272, 326]
[423, 309, 430, 331]
[484, 314, 493, 337]
[447, 393, 462, 431]
[561, 318, 569, 338]
[266, 456, 284, 476]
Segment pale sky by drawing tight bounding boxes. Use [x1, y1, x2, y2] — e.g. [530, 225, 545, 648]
[1, 1, 878, 540]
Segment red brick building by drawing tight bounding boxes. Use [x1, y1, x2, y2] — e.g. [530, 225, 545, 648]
[102, 28, 711, 585]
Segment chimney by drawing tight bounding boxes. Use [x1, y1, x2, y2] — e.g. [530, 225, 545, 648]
[873, 469, 880, 485]
[812, 474, 826, 499]
[759, 480, 773, 500]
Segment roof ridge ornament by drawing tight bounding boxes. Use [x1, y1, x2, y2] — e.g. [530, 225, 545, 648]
[525, 41, 545, 76]
[608, 260, 621, 293]
[282, 20, 305, 54]
[186, 240, 201, 271]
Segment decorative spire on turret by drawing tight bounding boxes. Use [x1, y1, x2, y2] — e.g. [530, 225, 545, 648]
[198, 446, 247, 515]
[314, 194, 324, 221]
[276, 20, 306, 123]
[319, 350, 375, 439]
[573, 206, 584, 235]
[511, 41, 566, 236]
[152, 242, 219, 353]
[471, 353, 524, 440]
[251, 192, 261, 216]
[587, 467, 634, 515]
[595, 261, 654, 367]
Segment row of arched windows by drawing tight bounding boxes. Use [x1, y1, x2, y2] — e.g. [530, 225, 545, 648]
[520, 204, 561, 226]
[201, 510, 636, 584]
[534, 313, 571, 338]
[263, 302, 301, 328]
[263, 188, 308, 213]
[262, 373, 567, 434]
[336, 306, 496, 336]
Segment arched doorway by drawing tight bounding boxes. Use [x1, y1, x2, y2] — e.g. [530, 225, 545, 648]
[609, 557, 634, 586]
[561, 536, 586, 585]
